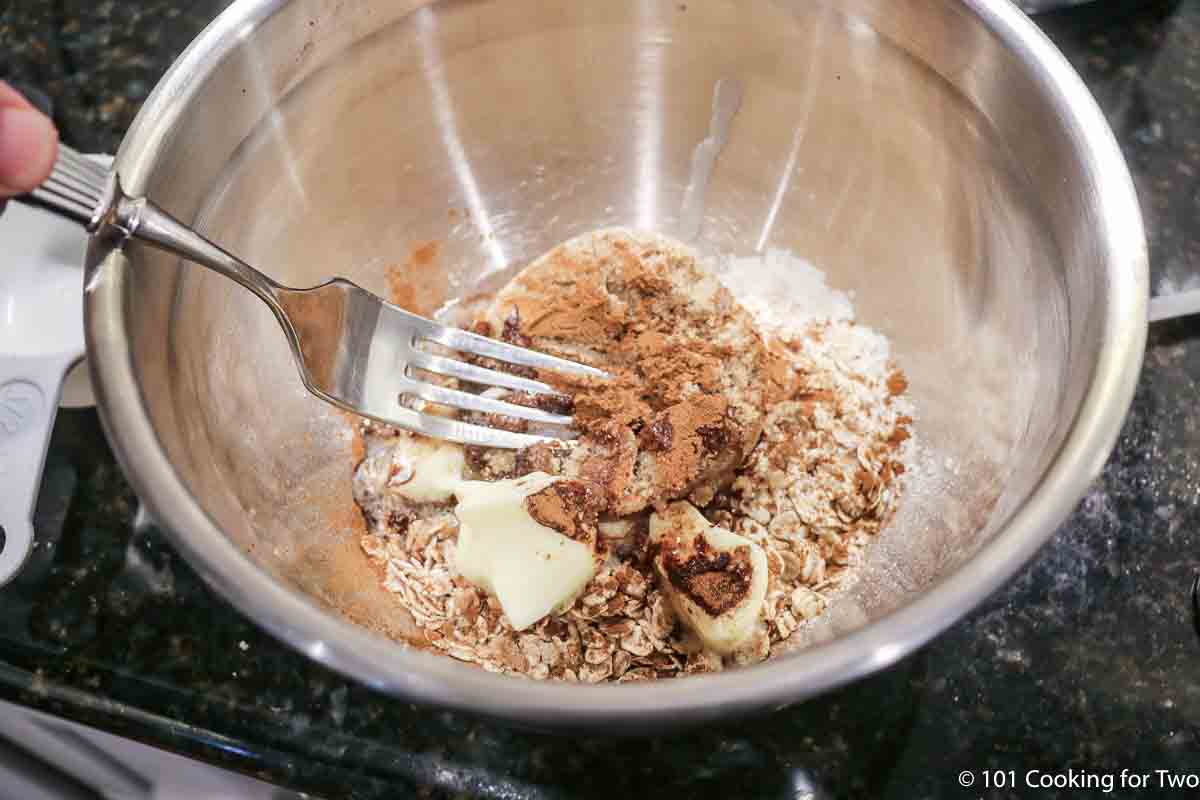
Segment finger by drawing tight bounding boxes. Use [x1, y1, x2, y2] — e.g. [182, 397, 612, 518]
[0, 81, 48, 206]
[0, 81, 37, 111]
[0, 104, 58, 196]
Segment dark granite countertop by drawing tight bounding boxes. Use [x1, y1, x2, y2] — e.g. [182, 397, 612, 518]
[3, 1, 1200, 797]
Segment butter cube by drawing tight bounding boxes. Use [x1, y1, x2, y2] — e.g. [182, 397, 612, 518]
[651, 501, 768, 654]
[454, 473, 598, 630]
[385, 436, 464, 503]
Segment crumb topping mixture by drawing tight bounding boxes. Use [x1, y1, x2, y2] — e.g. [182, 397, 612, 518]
[352, 231, 914, 681]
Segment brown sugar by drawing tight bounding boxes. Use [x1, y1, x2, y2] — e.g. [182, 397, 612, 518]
[473, 230, 768, 515]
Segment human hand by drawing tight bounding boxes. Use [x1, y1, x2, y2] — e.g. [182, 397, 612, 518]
[0, 81, 59, 199]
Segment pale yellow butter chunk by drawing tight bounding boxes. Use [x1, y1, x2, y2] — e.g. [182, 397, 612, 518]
[454, 473, 597, 630]
[651, 501, 768, 655]
[387, 436, 465, 503]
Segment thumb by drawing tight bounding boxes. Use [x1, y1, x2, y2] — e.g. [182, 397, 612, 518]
[0, 105, 59, 197]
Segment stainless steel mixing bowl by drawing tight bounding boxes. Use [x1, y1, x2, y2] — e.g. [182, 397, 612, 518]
[83, 0, 1146, 729]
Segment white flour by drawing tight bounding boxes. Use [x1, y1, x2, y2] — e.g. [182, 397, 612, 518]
[719, 248, 855, 334]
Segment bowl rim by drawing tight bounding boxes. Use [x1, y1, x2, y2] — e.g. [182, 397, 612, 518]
[83, 0, 1148, 728]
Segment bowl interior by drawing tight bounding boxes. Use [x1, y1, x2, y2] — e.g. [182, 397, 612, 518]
[110, 0, 1096, 688]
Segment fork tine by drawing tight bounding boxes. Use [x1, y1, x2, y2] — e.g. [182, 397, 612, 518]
[417, 325, 609, 379]
[408, 411, 555, 449]
[307, 381, 558, 449]
[398, 378, 573, 426]
[408, 351, 562, 395]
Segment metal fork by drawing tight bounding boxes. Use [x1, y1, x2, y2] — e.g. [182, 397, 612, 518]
[18, 144, 605, 449]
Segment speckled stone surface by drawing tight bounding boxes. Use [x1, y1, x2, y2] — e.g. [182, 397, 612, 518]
[3, 1, 1200, 798]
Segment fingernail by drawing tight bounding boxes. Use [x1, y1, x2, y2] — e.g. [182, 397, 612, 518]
[0, 106, 58, 194]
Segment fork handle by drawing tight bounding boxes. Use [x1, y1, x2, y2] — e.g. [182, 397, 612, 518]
[15, 143, 283, 309]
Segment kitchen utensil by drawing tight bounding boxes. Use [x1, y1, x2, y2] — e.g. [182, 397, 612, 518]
[0, 194, 97, 585]
[19, 146, 602, 450]
[69, 0, 1145, 729]
[1149, 290, 1200, 323]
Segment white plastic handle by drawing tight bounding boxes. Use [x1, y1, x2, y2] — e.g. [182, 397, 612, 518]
[0, 354, 79, 582]
[0, 199, 92, 585]
[1149, 289, 1200, 323]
